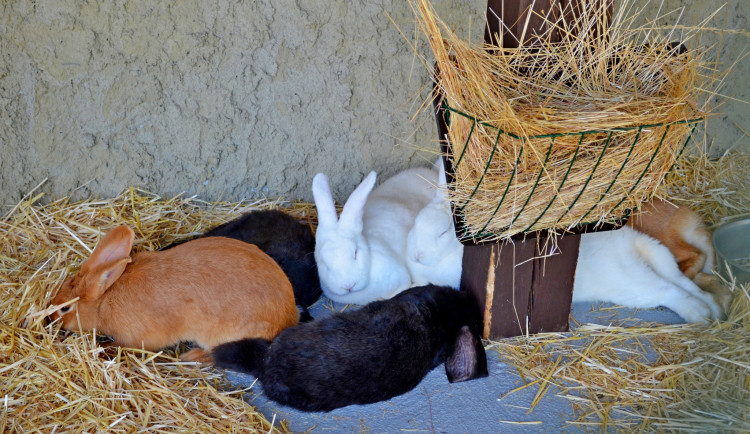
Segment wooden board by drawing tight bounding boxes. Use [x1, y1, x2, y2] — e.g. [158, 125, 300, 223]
[429, 0, 618, 339]
[484, 0, 614, 48]
[460, 232, 580, 339]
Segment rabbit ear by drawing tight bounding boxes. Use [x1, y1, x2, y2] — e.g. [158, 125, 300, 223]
[82, 257, 131, 300]
[312, 173, 339, 229]
[338, 171, 376, 231]
[432, 161, 448, 203]
[81, 226, 134, 273]
[433, 157, 443, 170]
[444, 325, 489, 383]
[437, 160, 447, 188]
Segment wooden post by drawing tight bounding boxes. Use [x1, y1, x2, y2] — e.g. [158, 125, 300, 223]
[484, 0, 614, 48]
[434, 85, 580, 339]
[434, 0, 614, 339]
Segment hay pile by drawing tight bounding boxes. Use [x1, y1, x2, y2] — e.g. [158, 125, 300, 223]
[414, 0, 723, 240]
[0, 187, 305, 432]
[490, 152, 750, 431]
[492, 285, 749, 431]
[661, 151, 750, 226]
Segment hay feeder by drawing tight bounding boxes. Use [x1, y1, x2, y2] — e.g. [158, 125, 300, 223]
[422, 0, 705, 339]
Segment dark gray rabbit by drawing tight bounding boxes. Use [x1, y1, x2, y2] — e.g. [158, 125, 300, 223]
[212, 285, 488, 412]
[163, 209, 321, 321]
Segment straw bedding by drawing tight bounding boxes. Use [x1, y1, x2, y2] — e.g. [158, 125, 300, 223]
[0, 188, 300, 432]
[491, 151, 750, 431]
[414, 0, 721, 240]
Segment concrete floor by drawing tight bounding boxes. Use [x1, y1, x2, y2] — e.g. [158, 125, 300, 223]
[223, 298, 687, 433]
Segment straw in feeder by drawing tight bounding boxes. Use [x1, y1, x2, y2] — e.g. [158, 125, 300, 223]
[415, 0, 721, 240]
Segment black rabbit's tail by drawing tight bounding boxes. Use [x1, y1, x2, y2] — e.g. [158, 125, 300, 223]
[212, 338, 270, 377]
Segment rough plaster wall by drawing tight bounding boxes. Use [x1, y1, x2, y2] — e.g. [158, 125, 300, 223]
[645, 0, 749, 155]
[1, 1, 747, 209]
[0, 0, 486, 208]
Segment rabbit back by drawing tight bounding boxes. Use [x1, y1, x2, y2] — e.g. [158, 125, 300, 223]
[213, 285, 488, 412]
[363, 167, 437, 251]
[90, 236, 298, 351]
[203, 209, 321, 311]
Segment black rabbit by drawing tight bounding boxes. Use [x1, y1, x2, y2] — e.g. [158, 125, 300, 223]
[212, 285, 488, 412]
[163, 209, 321, 321]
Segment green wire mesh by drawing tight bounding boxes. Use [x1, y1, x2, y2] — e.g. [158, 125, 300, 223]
[442, 102, 702, 241]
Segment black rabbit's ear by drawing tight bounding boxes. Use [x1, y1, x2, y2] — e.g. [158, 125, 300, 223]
[445, 326, 489, 383]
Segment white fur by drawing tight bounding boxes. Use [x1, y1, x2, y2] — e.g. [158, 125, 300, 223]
[406, 161, 463, 289]
[312, 167, 437, 304]
[573, 226, 722, 323]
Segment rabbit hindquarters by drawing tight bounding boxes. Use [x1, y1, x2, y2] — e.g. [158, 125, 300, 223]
[574, 227, 721, 323]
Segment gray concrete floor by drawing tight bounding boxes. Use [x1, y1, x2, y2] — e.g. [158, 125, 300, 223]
[223, 296, 687, 433]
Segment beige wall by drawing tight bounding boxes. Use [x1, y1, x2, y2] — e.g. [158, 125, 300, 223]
[1, 1, 747, 208]
[647, 0, 749, 154]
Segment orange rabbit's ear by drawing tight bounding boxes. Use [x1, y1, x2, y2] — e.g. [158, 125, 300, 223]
[82, 257, 131, 300]
[81, 226, 135, 273]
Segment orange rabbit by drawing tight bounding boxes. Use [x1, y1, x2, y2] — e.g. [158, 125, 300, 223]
[49, 225, 298, 362]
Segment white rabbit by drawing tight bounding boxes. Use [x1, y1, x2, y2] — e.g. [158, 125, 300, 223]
[312, 166, 437, 304]
[401, 175, 725, 321]
[406, 161, 463, 289]
[573, 226, 723, 323]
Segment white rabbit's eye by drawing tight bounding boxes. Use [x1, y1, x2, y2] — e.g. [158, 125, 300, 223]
[439, 229, 449, 238]
[353, 248, 358, 260]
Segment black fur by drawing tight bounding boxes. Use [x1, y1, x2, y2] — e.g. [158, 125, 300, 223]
[212, 285, 488, 412]
[163, 210, 321, 321]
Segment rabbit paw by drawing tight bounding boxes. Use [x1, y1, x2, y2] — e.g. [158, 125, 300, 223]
[694, 272, 733, 318]
[181, 348, 212, 363]
[671, 295, 714, 324]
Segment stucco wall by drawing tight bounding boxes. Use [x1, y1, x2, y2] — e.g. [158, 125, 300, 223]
[1, 1, 747, 208]
[650, 0, 749, 154]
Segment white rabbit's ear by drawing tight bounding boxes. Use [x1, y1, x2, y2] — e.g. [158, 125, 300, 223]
[312, 173, 338, 228]
[437, 159, 447, 187]
[434, 161, 448, 201]
[339, 171, 376, 231]
[433, 156, 443, 170]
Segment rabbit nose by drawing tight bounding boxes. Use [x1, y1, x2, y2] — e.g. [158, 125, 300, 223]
[413, 251, 424, 263]
[341, 283, 355, 293]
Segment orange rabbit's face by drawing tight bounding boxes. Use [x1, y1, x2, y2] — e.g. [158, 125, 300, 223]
[48, 225, 136, 333]
[49, 272, 102, 332]
[49, 274, 84, 331]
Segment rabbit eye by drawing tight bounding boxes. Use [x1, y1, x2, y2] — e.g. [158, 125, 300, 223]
[60, 306, 71, 314]
[439, 229, 449, 238]
[353, 248, 358, 260]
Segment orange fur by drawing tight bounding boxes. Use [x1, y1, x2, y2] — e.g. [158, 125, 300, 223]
[49, 226, 298, 362]
[694, 272, 733, 316]
[627, 199, 709, 279]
